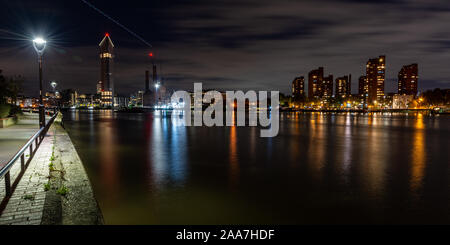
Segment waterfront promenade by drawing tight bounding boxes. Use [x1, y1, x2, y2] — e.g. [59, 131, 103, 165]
[0, 113, 40, 165]
[0, 114, 102, 225]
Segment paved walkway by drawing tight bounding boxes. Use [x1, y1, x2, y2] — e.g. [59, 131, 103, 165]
[0, 119, 103, 225]
[0, 125, 54, 225]
[0, 113, 40, 165]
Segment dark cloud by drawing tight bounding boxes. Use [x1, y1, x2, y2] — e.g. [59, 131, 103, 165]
[0, 0, 449, 97]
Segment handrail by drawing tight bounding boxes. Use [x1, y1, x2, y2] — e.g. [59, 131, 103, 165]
[0, 111, 58, 210]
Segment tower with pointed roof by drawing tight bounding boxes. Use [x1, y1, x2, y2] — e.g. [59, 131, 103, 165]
[99, 33, 114, 107]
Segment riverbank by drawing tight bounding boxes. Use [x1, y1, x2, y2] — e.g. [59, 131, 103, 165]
[41, 121, 103, 225]
[0, 118, 103, 225]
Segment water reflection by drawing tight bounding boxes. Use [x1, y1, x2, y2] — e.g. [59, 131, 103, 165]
[229, 125, 239, 187]
[365, 114, 386, 197]
[342, 114, 352, 175]
[63, 110, 450, 224]
[150, 112, 167, 186]
[150, 111, 187, 188]
[309, 113, 325, 178]
[411, 113, 425, 192]
[98, 111, 119, 200]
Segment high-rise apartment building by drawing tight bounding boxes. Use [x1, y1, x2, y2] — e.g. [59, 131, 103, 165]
[308, 67, 324, 99]
[358, 75, 368, 96]
[322, 75, 333, 99]
[398, 63, 418, 96]
[292, 76, 305, 98]
[366, 55, 385, 104]
[335, 74, 351, 98]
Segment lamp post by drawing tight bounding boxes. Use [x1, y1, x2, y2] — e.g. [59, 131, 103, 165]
[50, 81, 58, 110]
[32, 37, 46, 128]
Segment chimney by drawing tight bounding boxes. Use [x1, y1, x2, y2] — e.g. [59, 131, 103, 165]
[145, 70, 149, 92]
[152, 64, 157, 83]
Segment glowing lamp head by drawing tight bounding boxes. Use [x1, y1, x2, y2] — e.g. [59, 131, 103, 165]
[32, 37, 46, 55]
[154, 83, 160, 89]
[33, 37, 46, 44]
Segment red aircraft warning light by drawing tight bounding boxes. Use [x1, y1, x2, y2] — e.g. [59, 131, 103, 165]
[149, 52, 153, 57]
[105, 33, 110, 37]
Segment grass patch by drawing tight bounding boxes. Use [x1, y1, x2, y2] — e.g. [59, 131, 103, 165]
[23, 194, 34, 201]
[44, 183, 50, 191]
[48, 162, 55, 171]
[56, 186, 68, 196]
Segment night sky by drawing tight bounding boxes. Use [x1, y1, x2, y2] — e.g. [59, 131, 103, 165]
[1, 0, 450, 97]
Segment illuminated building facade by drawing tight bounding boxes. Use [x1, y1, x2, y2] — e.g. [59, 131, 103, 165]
[322, 74, 333, 99]
[366, 55, 385, 104]
[393, 94, 414, 109]
[308, 67, 323, 99]
[335, 74, 351, 98]
[292, 76, 305, 97]
[358, 75, 368, 106]
[398, 63, 418, 96]
[358, 75, 368, 96]
[96, 81, 103, 94]
[99, 33, 114, 106]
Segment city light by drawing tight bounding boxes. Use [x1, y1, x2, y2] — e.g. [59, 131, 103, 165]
[155, 83, 160, 89]
[33, 37, 46, 44]
[32, 37, 46, 55]
[50, 81, 57, 89]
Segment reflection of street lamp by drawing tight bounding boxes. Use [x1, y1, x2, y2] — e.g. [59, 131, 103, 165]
[33, 37, 47, 128]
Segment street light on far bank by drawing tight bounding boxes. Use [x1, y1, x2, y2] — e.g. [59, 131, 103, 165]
[32, 37, 47, 128]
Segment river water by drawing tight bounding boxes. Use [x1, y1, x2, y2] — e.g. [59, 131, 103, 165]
[63, 110, 450, 224]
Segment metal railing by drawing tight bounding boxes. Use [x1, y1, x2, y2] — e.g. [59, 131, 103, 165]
[0, 111, 58, 212]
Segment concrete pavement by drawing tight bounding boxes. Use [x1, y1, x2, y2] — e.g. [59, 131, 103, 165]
[0, 116, 103, 225]
[0, 113, 40, 165]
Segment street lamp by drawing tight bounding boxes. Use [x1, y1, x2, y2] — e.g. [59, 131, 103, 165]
[32, 37, 47, 128]
[50, 81, 57, 91]
[50, 81, 58, 110]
